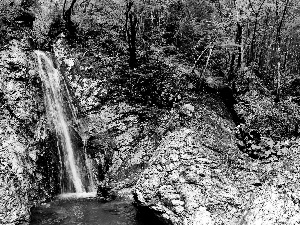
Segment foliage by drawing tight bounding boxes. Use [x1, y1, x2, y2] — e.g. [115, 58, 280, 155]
[235, 90, 300, 140]
[110, 60, 184, 108]
[4, 0, 299, 139]
[235, 123, 292, 159]
[3, 2, 300, 224]
[0, 1, 26, 46]
[32, 1, 65, 47]
[2, 0, 300, 157]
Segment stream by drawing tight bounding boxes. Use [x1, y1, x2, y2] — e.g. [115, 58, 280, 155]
[30, 197, 152, 225]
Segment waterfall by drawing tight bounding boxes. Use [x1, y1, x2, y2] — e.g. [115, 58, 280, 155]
[34, 50, 95, 194]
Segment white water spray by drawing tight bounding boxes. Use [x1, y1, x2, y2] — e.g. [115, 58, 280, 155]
[35, 50, 93, 193]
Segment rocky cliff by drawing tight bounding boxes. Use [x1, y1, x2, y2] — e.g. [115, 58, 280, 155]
[130, 97, 300, 224]
[2, 39, 300, 225]
[0, 40, 60, 224]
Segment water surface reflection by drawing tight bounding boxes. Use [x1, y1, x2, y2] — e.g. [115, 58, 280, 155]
[30, 198, 152, 225]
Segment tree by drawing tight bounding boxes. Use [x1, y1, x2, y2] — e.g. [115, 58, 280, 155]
[125, 0, 138, 69]
[63, 0, 78, 37]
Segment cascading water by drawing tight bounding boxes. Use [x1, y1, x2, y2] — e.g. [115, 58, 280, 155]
[34, 50, 95, 194]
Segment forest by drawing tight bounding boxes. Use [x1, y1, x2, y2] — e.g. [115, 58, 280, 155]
[2, 0, 300, 224]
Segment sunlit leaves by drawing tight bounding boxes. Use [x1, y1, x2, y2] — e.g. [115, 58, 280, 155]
[72, 0, 124, 31]
[32, 0, 64, 44]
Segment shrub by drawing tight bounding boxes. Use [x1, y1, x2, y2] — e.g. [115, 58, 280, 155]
[235, 90, 300, 140]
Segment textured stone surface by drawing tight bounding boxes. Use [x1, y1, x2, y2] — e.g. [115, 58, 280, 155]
[2, 39, 300, 225]
[87, 103, 162, 198]
[131, 98, 300, 225]
[0, 40, 58, 224]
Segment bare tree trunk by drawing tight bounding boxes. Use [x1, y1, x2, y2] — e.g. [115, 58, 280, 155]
[274, 0, 290, 102]
[228, 22, 242, 82]
[275, 61, 281, 102]
[248, 0, 266, 63]
[236, 22, 243, 69]
[199, 46, 214, 90]
[63, 0, 78, 37]
[63, 0, 77, 25]
[249, 17, 258, 63]
[125, 1, 138, 69]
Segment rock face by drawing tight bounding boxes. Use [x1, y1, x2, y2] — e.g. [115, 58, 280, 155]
[134, 129, 221, 225]
[0, 40, 59, 224]
[82, 103, 162, 199]
[132, 97, 240, 225]
[131, 96, 300, 224]
[2, 38, 300, 225]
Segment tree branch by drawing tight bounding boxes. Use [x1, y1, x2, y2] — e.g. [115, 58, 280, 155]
[63, 0, 78, 24]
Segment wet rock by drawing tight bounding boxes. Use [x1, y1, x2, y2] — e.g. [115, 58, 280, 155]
[78, 103, 171, 199]
[0, 40, 58, 224]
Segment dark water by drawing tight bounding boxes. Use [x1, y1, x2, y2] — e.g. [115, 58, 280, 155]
[30, 198, 152, 225]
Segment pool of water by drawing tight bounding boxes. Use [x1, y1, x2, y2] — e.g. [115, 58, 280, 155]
[30, 197, 153, 225]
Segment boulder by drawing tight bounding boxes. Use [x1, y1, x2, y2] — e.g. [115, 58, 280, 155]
[132, 97, 300, 224]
